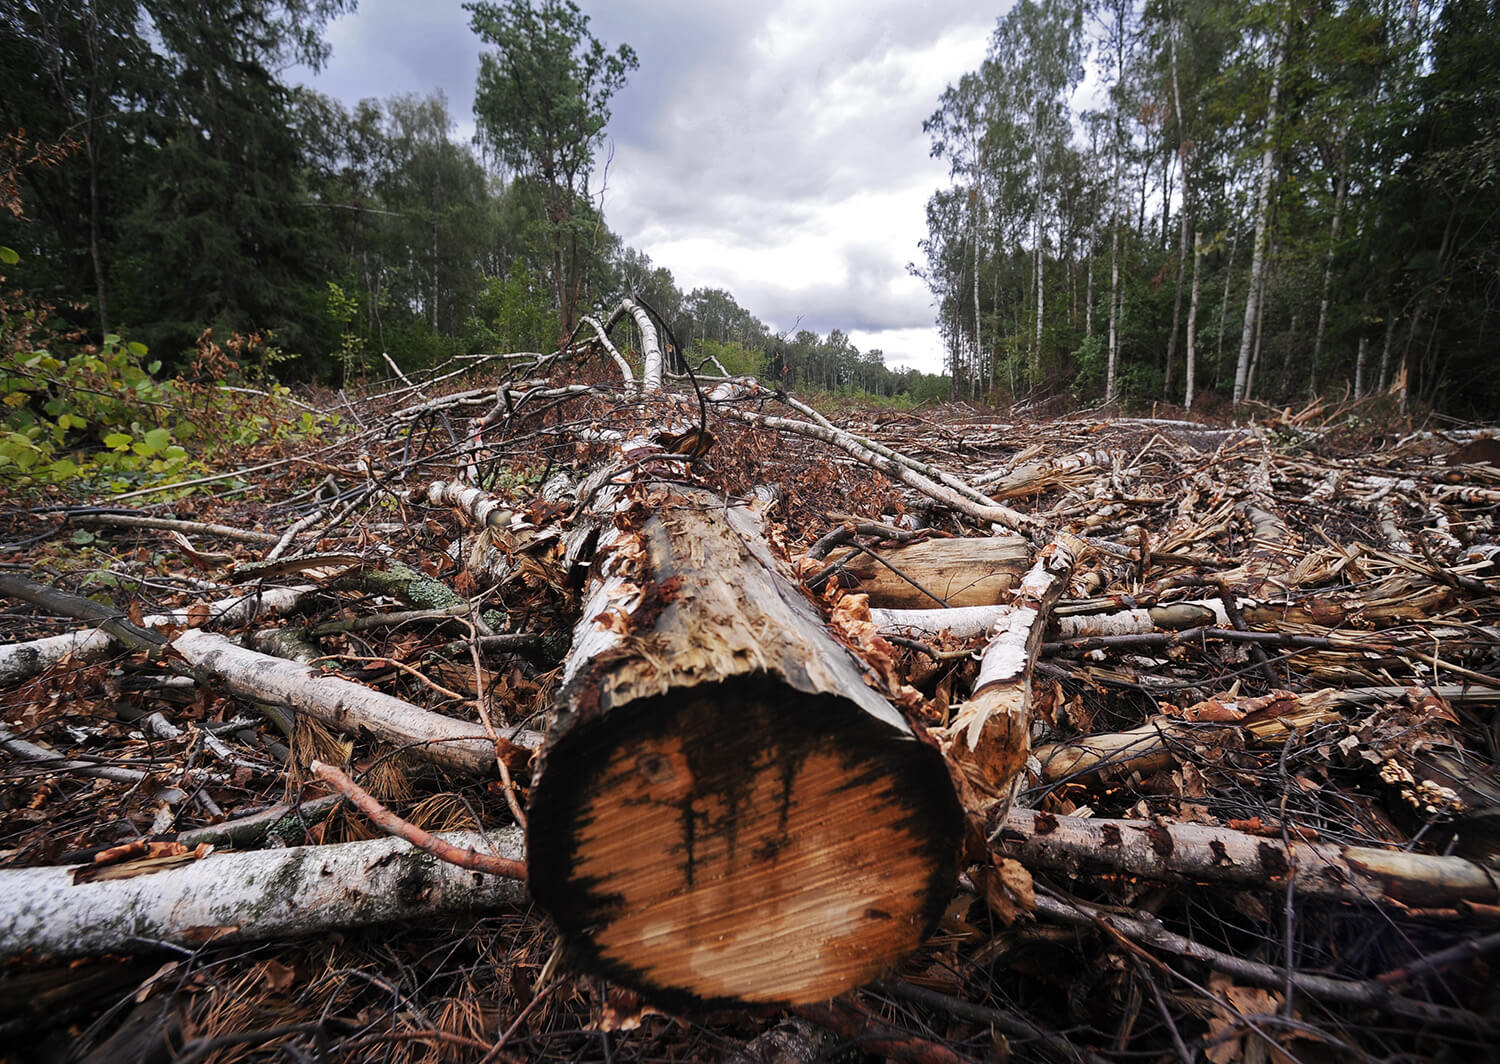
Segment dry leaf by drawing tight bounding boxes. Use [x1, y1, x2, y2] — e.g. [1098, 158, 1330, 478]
[261, 959, 297, 992]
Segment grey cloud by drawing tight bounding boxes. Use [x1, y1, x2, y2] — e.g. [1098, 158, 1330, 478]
[301, 0, 1002, 372]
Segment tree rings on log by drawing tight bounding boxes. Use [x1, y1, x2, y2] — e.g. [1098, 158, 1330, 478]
[526, 486, 962, 1009]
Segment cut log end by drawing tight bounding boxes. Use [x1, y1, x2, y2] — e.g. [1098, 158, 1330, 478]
[527, 678, 962, 1010]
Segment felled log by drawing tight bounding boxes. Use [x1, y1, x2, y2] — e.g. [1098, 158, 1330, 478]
[0, 827, 525, 959]
[834, 535, 1028, 608]
[171, 630, 535, 776]
[934, 538, 1078, 809]
[527, 484, 963, 1009]
[995, 809, 1500, 909]
[0, 581, 312, 685]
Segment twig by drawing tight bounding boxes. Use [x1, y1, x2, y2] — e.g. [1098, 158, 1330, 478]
[310, 760, 526, 880]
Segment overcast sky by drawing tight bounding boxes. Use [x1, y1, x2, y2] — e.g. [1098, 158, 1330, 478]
[298, 1, 1010, 373]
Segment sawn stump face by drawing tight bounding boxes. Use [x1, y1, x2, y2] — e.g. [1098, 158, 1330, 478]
[527, 679, 961, 1010]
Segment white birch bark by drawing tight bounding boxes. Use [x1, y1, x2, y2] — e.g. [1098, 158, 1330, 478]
[171, 630, 506, 775]
[0, 585, 313, 686]
[0, 828, 525, 959]
[1233, 28, 1286, 404]
[576, 314, 638, 388]
[1310, 145, 1348, 396]
[999, 808, 1499, 909]
[1165, 0, 1190, 401]
[1185, 230, 1203, 409]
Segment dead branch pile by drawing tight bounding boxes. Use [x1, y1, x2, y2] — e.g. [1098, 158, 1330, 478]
[2, 332, 1498, 1061]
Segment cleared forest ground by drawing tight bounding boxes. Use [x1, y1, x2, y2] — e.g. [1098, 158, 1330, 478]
[2, 356, 1497, 1063]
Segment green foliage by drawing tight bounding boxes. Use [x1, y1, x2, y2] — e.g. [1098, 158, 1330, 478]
[0, 291, 336, 495]
[325, 281, 366, 383]
[467, 0, 637, 331]
[0, 331, 198, 490]
[697, 338, 761, 377]
[1068, 333, 1106, 398]
[464, 268, 561, 354]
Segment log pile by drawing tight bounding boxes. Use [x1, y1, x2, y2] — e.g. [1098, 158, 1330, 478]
[1, 329, 1498, 1060]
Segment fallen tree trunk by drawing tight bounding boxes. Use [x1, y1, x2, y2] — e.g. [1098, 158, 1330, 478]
[833, 535, 1028, 608]
[171, 630, 523, 776]
[527, 483, 963, 1009]
[0, 584, 313, 686]
[0, 827, 525, 959]
[935, 538, 1078, 810]
[995, 808, 1500, 909]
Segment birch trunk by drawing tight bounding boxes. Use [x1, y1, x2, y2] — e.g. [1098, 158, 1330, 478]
[1232, 29, 1286, 404]
[973, 167, 984, 392]
[1376, 306, 1398, 392]
[1164, 0, 1190, 401]
[171, 630, 516, 776]
[1185, 229, 1203, 409]
[0, 828, 526, 960]
[996, 809, 1500, 909]
[1310, 143, 1348, 397]
[1106, 224, 1120, 403]
[0, 586, 313, 686]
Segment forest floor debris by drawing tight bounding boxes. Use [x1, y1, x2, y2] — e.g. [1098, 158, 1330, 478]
[2, 350, 1498, 1062]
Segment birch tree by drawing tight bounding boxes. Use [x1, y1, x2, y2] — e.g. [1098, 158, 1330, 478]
[1231, 15, 1285, 405]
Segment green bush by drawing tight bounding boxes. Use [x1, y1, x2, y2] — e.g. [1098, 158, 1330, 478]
[0, 287, 335, 494]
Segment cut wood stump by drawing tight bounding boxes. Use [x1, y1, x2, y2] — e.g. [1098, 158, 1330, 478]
[835, 535, 1028, 608]
[527, 485, 963, 1009]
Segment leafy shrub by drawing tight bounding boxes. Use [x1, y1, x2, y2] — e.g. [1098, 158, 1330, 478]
[1, 285, 332, 495]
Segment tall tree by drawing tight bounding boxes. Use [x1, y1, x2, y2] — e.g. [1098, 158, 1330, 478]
[466, 0, 637, 336]
[1231, 12, 1285, 404]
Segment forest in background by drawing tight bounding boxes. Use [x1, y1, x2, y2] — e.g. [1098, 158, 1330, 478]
[919, 0, 1500, 415]
[2, 0, 1499, 416]
[0, 0, 948, 405]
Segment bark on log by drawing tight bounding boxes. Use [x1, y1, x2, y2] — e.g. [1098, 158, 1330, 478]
[995, 809, 1500, 909]
[934, 538, 1078, 809]
[835, 535, 1028, 608]
[0, 828, 525, 959]
[171, 630, 507, 776]
[0, 585, 313, 686]
[527, 484, 963, 1009]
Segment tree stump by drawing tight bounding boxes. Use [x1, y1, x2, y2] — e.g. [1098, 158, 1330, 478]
[527, 485, 962, 1009]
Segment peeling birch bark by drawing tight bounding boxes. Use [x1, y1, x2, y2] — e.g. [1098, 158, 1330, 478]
[609, 298, 663, 392]
[409, 479, 516, 532]
[995, 808, 1500, 909]
[576, 314, 638, 388]
[0, 827, 525, 959]
[873, 604, 1010, 640]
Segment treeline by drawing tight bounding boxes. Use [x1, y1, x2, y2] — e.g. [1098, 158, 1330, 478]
[1, 0, 943, 401]
[919, 0, 1500, 415]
